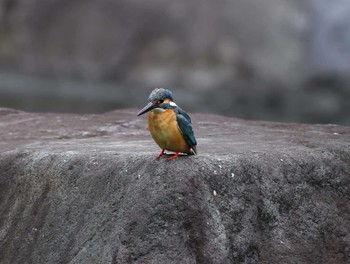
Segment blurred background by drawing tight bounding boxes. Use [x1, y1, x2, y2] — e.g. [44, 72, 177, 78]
[0, 0, 349, 125]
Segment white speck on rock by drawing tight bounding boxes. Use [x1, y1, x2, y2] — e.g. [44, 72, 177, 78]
[333, 132, 339, 135]
[213, 170, 217, 175]
[213, 190, 217, 196]
[231, 172, 235, 178]
[280, 159, 283, 162]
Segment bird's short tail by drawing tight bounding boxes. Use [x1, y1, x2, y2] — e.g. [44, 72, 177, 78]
[191, 146, 197, 155]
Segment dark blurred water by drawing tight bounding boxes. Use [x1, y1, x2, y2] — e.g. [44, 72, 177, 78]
[0, 72, 349, 126]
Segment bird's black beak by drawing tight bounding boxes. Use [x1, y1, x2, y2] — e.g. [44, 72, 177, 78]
[137, 102, 156, 116]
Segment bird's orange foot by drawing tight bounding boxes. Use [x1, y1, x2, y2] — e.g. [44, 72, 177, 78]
[168, 152, 180, 161]
[156, 149, 166, 159]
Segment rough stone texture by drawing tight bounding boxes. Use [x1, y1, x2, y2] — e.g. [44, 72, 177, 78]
[0, 108, 350, 263]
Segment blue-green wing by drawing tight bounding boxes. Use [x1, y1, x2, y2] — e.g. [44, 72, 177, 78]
[176, 109, 197, 154]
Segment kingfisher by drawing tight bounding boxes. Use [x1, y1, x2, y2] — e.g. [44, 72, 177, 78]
[137, 88, 197, 160]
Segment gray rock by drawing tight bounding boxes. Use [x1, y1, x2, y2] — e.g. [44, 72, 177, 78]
[0, 108, 350, 263]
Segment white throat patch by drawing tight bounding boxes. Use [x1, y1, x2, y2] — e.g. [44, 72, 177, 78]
[153, 108, 166, 113]
[169, 101, 177, 107]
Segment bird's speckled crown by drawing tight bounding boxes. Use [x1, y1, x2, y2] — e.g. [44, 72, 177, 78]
[148, 88, 173, 102]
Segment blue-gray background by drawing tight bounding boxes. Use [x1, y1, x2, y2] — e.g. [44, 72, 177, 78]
[0, 0, 349, 125]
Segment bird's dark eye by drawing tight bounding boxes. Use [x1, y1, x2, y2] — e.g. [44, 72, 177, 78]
[159, 99, 164, 104]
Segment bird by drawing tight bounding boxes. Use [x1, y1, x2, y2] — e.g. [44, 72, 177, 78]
[137, 88, 197, 160]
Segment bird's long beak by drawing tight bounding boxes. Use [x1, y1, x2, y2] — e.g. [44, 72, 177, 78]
[137, 102, 156, 116]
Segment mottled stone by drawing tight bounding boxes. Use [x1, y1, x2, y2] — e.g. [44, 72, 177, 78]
[0, 108, 349, 263]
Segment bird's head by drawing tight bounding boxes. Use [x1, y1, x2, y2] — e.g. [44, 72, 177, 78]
[137, 88, 174, 116]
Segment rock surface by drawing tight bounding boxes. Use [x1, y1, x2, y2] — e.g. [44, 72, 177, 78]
[0, 108, 350, 263]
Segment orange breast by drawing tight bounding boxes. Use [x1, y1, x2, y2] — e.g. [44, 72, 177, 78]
[148, 109, 191, 153]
